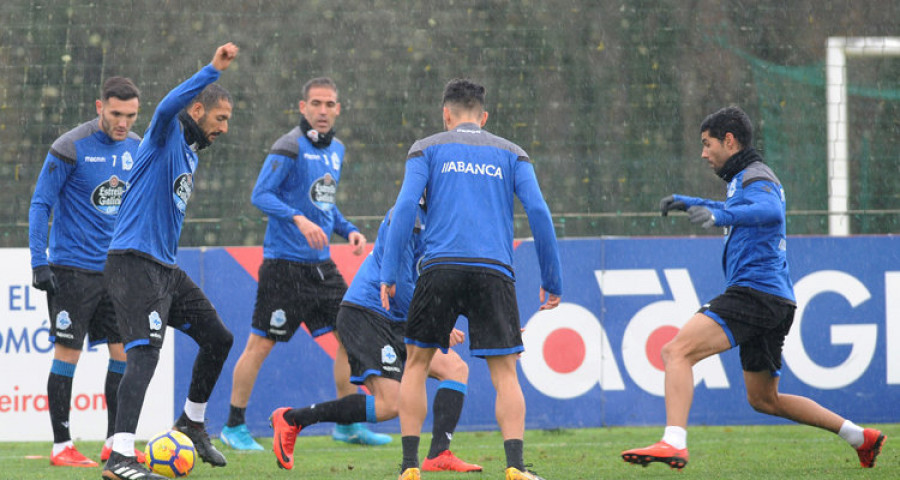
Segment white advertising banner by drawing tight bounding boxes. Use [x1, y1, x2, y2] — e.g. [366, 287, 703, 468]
[0, 249, 174, 441]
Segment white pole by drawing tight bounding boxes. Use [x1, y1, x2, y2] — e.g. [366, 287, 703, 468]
[826, 37, 849, 236]
[825, 37, 900, 236]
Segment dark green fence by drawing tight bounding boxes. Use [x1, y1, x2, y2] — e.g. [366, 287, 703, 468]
[2, 1, 898, 247]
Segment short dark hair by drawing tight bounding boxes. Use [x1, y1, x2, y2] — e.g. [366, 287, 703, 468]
[442, 79, 486, 112]
[192, 83, 233, 110]
[302, 77, 339, 100]
[101, 76, 140, 101]
[700, 106, 753, 148]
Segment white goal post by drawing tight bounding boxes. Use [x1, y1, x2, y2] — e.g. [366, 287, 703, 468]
[826, 37, 900, 236]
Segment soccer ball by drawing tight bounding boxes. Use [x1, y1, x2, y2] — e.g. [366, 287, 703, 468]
[144, 430, 195, 478]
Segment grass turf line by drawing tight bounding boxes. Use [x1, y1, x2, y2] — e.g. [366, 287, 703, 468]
[1, 424, 895, 479]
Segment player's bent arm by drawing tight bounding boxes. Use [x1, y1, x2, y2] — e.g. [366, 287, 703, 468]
[331, 204, 360, 239]
[251, 154, 300, 220]
[672, 194, 725, 210]
[715, 182, 784, 227]
[147, 64, 221, 147]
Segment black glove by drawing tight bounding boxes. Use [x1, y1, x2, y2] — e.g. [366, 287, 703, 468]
[687, 206, 716, 228]
[32, 265, 58, 294]
[659, 195, 687, 216]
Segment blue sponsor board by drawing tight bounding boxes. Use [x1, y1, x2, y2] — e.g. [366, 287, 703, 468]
[177, 236, 900, 436]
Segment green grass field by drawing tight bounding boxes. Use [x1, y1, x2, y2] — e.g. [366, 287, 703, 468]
[2, 424, 895, 480]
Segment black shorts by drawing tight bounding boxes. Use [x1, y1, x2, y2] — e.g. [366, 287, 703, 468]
[700, 286, 796, 375]
[406, 265, 521, 357]
[104, 252, 224, 351]
[47, 266, 120, 349]
[336, 303, 406, 384]
[251, 258, 347, 341]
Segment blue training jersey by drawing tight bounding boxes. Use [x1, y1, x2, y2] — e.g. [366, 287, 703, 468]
[251, 127, 358, 263]
[381, 122, 562, 296]
[671, 161, 794, 302]
[29, 118, 140, 271]
[108, 64, 220, 266]
[342, 208, 424, 322]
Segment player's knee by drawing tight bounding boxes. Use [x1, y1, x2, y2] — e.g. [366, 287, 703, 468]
[660, 340, 681, 366]
[446, 358, 469, 382]
[221, 327, 234, 351]
[746, 391, 778, 415]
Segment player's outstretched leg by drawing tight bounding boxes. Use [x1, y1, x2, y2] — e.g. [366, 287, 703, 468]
[270, 407, 301, 470]
[220, 423, 265, 451]
[173, 414, 227, 467]
[332, 422, 392, 445]
[856, 428, 886, 468]
[621, 441, 689, 470]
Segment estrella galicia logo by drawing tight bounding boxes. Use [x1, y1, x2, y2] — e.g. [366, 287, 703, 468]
[270, 309, 287, 328]
[148, 311, 163, 331]
[381, 345, 398, 364]
[309, 173, 336, 211]
[173, 173, 193, 213]
[56, 311, 72, 330]
[91, 175, 128, 215]
[121, 151, 134, 171]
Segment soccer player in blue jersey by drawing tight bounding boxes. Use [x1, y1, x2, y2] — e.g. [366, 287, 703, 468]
[29, 76, 141, 469]
[621, 106, 885, 470]
[270, 205, 481, 472]
[222, 77, 386, 451]
[100, 43, 238, 480]
[380, 79, 562, 480]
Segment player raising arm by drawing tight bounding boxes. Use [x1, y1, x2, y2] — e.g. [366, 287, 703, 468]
[102, 43, 238, 480]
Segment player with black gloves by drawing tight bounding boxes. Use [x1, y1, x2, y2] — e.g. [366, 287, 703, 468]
[29, 76, 142, 468]
[622, 105, 884, 470]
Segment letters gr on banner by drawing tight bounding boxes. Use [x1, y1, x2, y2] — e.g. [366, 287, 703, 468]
[514, 237, 900, 426]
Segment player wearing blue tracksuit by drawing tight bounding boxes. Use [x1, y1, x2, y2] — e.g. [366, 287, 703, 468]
[223, 77, 380, 453]
[382, 79, 561, 479]
[30, 123, 139, 272]
[269, 206, 483, 473]
[101, 44, 238, 480]
[381, 134, 561, 298]
[623, 106, 883, 471]
[665, 158, 794, 303]
[381, 124, 563, 354]
[29, 76, 141, 468]
[107, 64, 222, 266]
[342, 208, 422, 324]
[252, 127, 358, 263]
